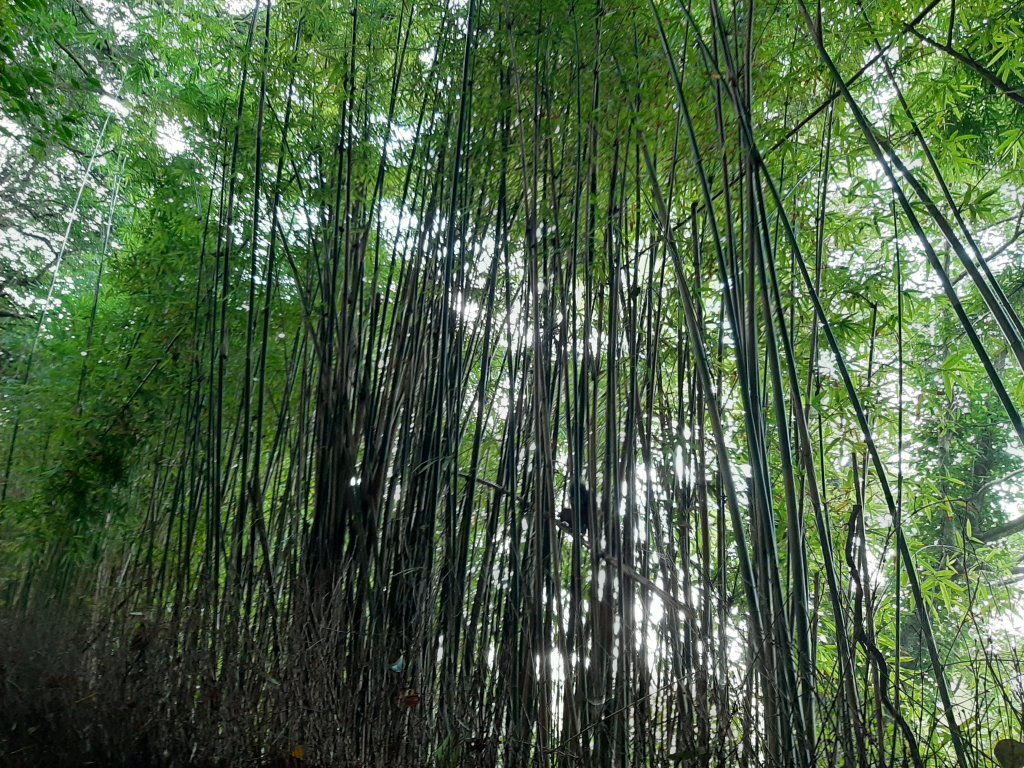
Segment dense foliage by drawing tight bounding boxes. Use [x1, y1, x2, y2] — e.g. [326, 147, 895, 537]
[1, 0, 1023, 766]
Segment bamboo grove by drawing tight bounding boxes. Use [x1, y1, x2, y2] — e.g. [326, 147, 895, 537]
[2, 0, 1024, 765]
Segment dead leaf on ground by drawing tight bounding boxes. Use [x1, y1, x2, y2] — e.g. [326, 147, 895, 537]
[397, 687, 421, 709]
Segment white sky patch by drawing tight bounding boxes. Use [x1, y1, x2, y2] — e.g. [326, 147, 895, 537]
[86, 0, 139, 42]
[990, 588, 1024, 637]
[100, 93, 130, 119]
[221, 0, 261, 13]
[0, 117, 24, 144]
[157, 119, 188, 156]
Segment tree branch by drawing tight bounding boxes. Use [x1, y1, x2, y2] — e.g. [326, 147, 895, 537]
[908, 25, 1024, 108]
[978, 512, 1024, 542]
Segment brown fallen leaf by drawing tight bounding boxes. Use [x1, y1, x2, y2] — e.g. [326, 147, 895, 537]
[995, 739, 1024, 768]
[261, 747, 304, 768]
[397, 687, 421, 709]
